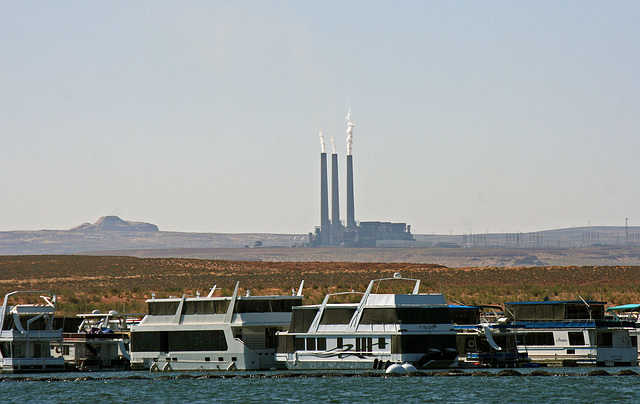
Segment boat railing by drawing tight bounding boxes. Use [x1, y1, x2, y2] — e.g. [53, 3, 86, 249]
[369, 273, 421, 295]
[0, 329, 63, 339]
[347, 274, 421, 331]
[322, 291, 365, 303]
[1, 291, 57, 333]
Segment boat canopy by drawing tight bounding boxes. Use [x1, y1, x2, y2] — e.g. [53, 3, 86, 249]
[606, 304, 640, 311]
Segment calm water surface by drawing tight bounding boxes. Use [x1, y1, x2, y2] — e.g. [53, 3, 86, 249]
[3, 369, 640, 403]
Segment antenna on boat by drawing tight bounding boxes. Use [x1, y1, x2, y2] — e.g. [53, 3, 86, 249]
[578, 295, 593, 320]
[296, 280, 305, 296]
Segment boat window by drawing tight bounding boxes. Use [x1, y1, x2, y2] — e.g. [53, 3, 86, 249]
[317, 337, 326, 350]
[148, 301, 180, 316]
[568, 332, 585, 346]
[294, 338, 305, 351]
[566, 304, 604, 320]
[13, 344, 24, 358]
[390, 334, 457, 354]
[596, 332, 613, 347]
[290, 308, 319, 333]
[336, 337, 343, 348]
[306, 338, 316, 351]
[277, 335, 296, 353]
[449, 308, 481, 325]
[320, 308, 356, 324]
[378, 337, 386, 350]
[132, 330, 227, 352]
[169, 330, 228, 352]
[360, 308, 451, 324]
[235, 298, 302, 314]
[265, 327, 279, 349]
[182, 300, 229, 315]
[359, 337, 372, 353]
[131, 331, 167, 352]
[519, 332, 555, 346]
[632, 336, 638, 348]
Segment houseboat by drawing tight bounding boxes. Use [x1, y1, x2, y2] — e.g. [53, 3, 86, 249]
[606, 304, 640, 360]
[449, 304, 529, 368]
[503, 299, 637, 367]
[52, 310, 141, 371]
[0, 291, 65, 373]
[276, 273, 458, 370]
[130, 282, 303, 371]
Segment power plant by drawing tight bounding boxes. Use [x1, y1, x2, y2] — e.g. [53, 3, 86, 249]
[308, 113, 414, 247]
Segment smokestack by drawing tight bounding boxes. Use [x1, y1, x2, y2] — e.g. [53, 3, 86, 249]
[331, 153, 340, 237]
[320, 152, 329, 246]
[346, 154, 355, 229]
[345, 110, 356, 229]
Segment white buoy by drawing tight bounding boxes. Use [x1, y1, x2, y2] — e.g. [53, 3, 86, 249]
[402, 363, 417, 373]
[385, 363, 406, 374]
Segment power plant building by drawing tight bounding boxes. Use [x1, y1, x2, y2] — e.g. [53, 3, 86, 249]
[308, 118, 414, 247]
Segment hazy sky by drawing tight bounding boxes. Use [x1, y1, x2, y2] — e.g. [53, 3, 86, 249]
[2, 2, 639, 235]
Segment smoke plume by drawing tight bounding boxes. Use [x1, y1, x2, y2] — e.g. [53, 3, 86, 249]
[330, 136, 337, 154]
[346, 109, 355, 156]
[319, 131, 326, 153]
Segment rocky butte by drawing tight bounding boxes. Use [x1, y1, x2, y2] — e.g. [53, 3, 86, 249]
[70, 216, 159, 232]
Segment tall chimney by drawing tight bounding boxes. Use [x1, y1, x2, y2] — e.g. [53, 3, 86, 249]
[346, 154, 355, 229]
[320, 152, 329, 245]
[331, 153, 341, 243]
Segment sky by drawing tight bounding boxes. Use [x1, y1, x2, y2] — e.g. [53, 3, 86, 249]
[1, 1, 639, 235]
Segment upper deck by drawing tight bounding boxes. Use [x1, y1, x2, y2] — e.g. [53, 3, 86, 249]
[287, 274, 453, 335]
[135, 282, 303, 328]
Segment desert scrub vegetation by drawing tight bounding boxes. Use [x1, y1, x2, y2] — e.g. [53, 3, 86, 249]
[2, 256, 640, 315]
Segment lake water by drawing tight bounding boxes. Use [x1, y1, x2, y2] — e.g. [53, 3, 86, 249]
[3, 368, 640, 403]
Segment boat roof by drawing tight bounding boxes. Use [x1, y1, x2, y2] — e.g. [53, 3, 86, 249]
[607, 304, 640, 311]
[505, 300, 606, 306]
[448, 304, 503, 310]
[76, 312, 145, 318]
[365, 293, 447, 306]
[146, 294, 302, 303]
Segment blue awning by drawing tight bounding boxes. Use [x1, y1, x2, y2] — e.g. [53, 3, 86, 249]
[607, 304, 640, 311]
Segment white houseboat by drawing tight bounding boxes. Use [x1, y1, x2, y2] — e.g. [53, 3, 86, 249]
[130, 282, 303, 371]
[503, 300, 637, 367]
[606, 304, 640, 360]
[276, 273, 458, 370]
[0, 291, 65, 373]
[53, 310, 141, 371]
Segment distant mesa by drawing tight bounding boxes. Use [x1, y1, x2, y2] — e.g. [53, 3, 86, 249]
[70, 216, 159, 232]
